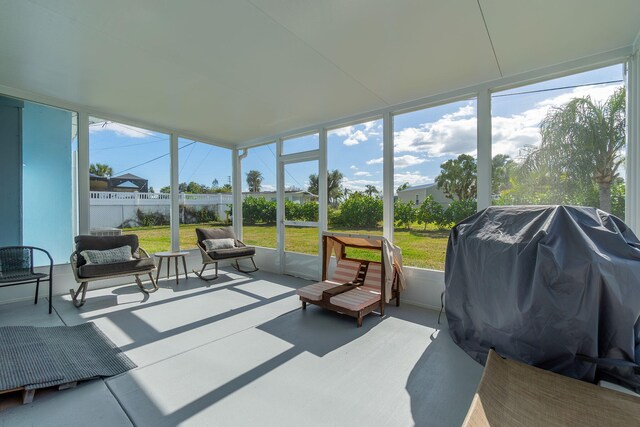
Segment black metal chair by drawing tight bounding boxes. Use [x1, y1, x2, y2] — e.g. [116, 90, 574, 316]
[0, 246, 53, 314]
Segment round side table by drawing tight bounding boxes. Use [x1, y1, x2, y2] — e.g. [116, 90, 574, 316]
[155, 251, 189, 284]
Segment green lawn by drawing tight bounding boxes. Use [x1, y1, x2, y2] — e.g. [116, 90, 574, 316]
[125, 222, 449, 271]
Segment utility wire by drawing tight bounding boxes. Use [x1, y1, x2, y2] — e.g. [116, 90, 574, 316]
[112, 142, 195, 176]
[493, 79, 623, 98]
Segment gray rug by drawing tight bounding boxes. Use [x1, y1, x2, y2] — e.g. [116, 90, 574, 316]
[0, 323, 136, 391]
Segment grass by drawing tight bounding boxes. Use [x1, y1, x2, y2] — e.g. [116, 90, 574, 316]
[125, 222, 449, 271]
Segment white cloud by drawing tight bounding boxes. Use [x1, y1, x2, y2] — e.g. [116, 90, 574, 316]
[394, 171, 433, 187]
[392, 84, 622, 160]
[342, 177, 382, 192]
[344, 130, 368, 146]
[350, 165, 358, 170]
[89, 121, 157, 139]
[330, 120, 382, 146]
[354, 171, 371, 177]
[394, 155, 426, 168]
[492, 83, 622, 158]
[394, 104, 477, 156]
[366, 157, 383, 165]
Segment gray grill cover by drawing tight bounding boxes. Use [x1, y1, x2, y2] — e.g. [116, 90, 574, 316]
[445, 205, 640, 391]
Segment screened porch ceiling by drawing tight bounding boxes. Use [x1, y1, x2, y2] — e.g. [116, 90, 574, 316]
[0, 1, 639, 146]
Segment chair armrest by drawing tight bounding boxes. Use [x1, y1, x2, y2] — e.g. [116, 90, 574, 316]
[138, 247, 152, 259]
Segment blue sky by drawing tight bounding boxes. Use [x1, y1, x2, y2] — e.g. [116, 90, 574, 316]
[89, 64, 624, 194]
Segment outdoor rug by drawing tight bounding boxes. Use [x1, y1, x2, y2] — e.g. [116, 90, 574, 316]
[0, 323, 136, 391]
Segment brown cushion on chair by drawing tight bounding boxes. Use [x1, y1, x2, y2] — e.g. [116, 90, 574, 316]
[75, 235, 140, 266]
[207, 246, 255, 260]
[78, 257, 155, 278]
[195, 227, 237, 245]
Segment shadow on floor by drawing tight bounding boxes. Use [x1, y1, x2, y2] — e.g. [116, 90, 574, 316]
[405, 322, 483, 427]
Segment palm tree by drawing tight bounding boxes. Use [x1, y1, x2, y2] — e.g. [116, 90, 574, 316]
[308, 169, 344, 206]
[246, 170, 263, 192]
[89, 163, 113, 177]
[364, 185, 379, 197]
[523, 87, 625, 213]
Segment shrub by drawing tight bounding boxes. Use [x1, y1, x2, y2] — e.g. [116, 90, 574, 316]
[394, 199, 415, 229]
[243, 196, 277, 224]
[285, 200, 319, 222]
[416, 195, 445, 229]
[443, 198, 477, 225]
[180, 205, 218, 224]
[133, 209, 170, 227]
[336, 194, 382, 228]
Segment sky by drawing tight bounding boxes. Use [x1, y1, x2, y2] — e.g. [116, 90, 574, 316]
[89, 64, 624, 194]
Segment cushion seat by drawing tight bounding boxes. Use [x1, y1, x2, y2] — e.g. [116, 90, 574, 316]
[330, 286, 381, 311]
[206, 246, 255, 260]
[296, 280, 341, 301]
[78, 257, 155, 278]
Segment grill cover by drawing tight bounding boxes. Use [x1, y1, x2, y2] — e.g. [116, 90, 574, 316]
[445, 205, 640, 391]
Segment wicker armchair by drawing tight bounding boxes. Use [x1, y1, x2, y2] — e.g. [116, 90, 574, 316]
[0, 246, 53, 313]
[69, 235, 157, 307]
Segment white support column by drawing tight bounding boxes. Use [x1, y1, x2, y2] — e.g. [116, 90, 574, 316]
[318, 129, 328, 264]
[626, 51, 640, 234]
[382, 111, 394, 242]
[276, 139, 285, 274]
[170, 133, 180, 252]
[77, 111, 90, 235]
[477, 89, 492, 211]
[232, 148, 243, 240]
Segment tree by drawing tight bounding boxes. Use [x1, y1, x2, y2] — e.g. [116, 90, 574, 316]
[492, 154, 514, 194]
[89, 163, 113, 177]
[308, 169, 344, 206]
[364, 185, 379, 197]
[397, 182, 410, 193]
[159, 186, 170, 194]
[435, 154, 477, 200]
[416, 195, 445, 229]
[246, 170, 263, 192]
[394, 199, 415, 230]
[523, 87, 625, 213]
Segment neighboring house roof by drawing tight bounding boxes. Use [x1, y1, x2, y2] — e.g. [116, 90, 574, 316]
[112, 173, 145, 180]
[115, 180, 139, 189]
[397, 183, 437, 192]
[89, 173, 109, 179]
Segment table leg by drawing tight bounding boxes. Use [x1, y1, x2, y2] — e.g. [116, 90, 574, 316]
[156, 257, 163, 283]
[182, 256, 188, 281]
[175, 257, 179, 284]
[167, 257, 170, 279]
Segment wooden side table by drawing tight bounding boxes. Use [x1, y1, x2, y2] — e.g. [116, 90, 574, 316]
[155, 251, 189, 284]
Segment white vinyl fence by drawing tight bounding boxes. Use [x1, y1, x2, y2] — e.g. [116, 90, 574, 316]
[90, 192, 233, 229]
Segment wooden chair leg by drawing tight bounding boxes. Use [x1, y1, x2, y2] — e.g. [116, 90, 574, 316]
[357, 314, 363, 327]
[34, 278, 40, 305]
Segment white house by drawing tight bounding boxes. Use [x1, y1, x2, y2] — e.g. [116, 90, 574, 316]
[397, 183, 451, 207]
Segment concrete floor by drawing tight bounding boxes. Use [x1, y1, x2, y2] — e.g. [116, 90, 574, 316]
[0, 269, 483, 426]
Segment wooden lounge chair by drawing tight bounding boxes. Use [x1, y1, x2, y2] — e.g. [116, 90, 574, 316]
[296, 232, 403, 327]
[69, 235, 157, 307]
[193, 227, 258, 281]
